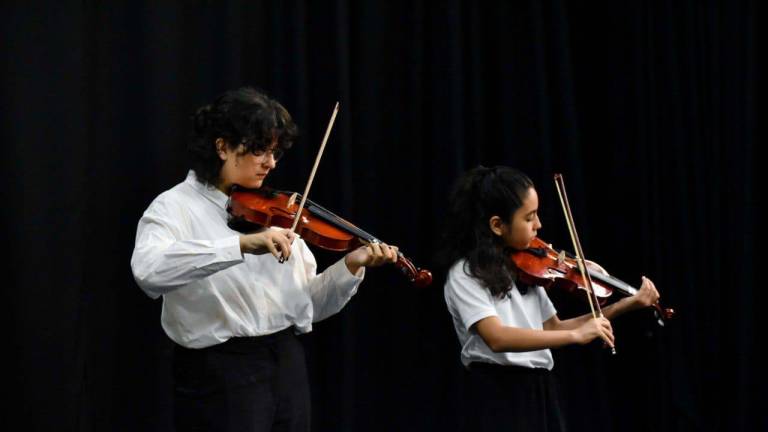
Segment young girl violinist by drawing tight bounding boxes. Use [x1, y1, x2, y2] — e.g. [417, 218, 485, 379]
[441, 166, 661, 432]
[131, 87, 398, 432]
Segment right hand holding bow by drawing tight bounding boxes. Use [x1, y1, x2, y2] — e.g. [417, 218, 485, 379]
[240, 228, 296, 261]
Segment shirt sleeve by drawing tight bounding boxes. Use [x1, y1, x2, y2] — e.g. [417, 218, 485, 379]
[298, 242, 365, 322]
[445, 264, 497, 330]
[130, 195, 244, 299]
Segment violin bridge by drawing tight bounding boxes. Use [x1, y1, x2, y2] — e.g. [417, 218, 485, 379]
[557, 250, 566, 265]
[288, 192, 298, 208]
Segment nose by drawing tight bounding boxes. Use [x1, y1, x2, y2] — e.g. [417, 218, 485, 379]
[534, 215, 542, 230]
[263, 152, 277, 168]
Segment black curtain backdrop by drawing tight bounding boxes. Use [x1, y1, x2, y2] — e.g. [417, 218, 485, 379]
[2, 1, 760, 431]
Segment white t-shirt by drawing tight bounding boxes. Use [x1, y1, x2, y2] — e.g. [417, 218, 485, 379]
[444, 259, 557, 369]
[131, 171, 365, 348]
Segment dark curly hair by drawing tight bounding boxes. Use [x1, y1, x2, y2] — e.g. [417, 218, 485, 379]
[438, 166, 535, 298]
[188, 87, 298, 186]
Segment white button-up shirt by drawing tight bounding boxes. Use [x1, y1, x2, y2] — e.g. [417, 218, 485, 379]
[131, 171, 365, 348]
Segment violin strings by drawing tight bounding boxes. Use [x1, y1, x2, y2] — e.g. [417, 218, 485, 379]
[587, 270, 637, 296]
[304, 200, 377, 242]
[549, 241, 637, 296]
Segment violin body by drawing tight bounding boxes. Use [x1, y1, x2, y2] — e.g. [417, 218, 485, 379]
[511, 237, 675, 326]
[226, 186, 433, 288]
[227, 187, 356, 251]
[512, 238, 613, 302]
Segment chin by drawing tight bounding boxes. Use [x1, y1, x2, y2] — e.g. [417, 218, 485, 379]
[247, 179, 264, 189]
[517, 239, 533, 250]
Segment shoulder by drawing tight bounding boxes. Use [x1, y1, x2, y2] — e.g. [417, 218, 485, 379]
[147, 184, 187, 209]
[141, 179, 199, 219]
[446, 259, 470, 285]
[445, 260, 486, 297]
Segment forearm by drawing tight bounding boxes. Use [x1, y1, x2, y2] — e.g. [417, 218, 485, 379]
[551, 305, 629, 332]
[601, 297, 641, 320]
[553, 297, 640, 329]
[548, 313, 593, 331]
[484, 326, 577, 352]
[308, 258, 364, 322]
[132, 236, 243, 297]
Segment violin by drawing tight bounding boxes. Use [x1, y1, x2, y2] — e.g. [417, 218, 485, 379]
[510, 237, 675, 326]
[226, 186, 433, 288]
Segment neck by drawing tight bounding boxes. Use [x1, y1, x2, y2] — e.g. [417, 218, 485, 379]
[215, 180, 231, 195]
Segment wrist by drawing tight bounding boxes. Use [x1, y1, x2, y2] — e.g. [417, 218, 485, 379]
[608, 297, 636, 319]
[568, 330, 580, 345]
[344, 253, 362, 274]
[622, 296, 641, 312]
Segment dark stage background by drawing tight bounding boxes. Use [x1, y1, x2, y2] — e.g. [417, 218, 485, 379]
[2, 1, 760, 431]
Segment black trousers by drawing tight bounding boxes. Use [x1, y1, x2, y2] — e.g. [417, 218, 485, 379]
[173, 328, 310, 432]
[462, 363, 567, 432]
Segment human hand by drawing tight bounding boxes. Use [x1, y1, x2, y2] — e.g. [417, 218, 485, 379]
[240, 228, 296, 261]
[573, 317, 615, 348]
[632, 276, 661, 308]
[344, 242, 398, 273]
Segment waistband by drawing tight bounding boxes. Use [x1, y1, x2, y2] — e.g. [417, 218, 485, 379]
[468, 362, 550, 375]
[176, 327, 297, 353]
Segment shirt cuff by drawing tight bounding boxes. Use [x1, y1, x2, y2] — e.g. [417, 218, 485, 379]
[214, 235, 244, 262]
[320, 257, 365, 302]
[332, 257, 365, 282]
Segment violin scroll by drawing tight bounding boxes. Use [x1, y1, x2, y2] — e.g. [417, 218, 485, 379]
[391, 251, 432, 288]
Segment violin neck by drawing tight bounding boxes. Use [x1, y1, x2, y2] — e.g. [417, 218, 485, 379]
[303, 199, 378, 243]
[587, 269, 637, 297]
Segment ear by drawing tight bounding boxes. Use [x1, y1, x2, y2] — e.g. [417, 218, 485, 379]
[215, 138, 227, 160]
[488, 215, 505, 237]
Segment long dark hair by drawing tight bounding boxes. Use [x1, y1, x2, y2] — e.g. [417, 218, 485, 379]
[187, 86, 298, 186]
[439, 166, 535, 298]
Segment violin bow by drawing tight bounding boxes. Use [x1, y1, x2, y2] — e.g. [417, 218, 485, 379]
[278, 102, 340, 263]
[553, 173, 617, 355]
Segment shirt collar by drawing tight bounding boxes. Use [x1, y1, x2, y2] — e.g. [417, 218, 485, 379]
[185, 170, 230, 210]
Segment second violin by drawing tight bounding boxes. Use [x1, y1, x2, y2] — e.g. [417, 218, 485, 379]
[510, 237, 674, 326]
